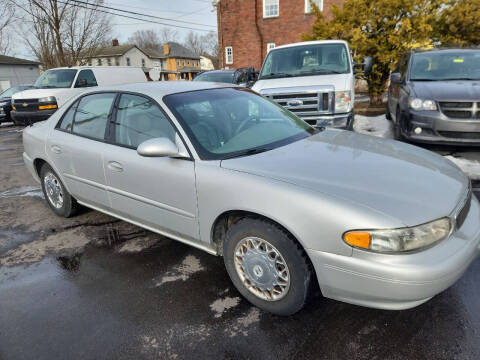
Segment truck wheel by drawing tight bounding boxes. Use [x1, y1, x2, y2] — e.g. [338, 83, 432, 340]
[40, 163, 78, 217]
[223, 217, 312, 316]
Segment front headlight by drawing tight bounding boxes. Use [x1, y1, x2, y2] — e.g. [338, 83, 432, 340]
[335, 91, 351, 113]
[343, 217, 451, 253]
[409, 98, 437, 111]
[38, 96, 56, 103]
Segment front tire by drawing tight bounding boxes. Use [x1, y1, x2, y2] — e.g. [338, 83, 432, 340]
[40, 164, 78, 217]
[223, 217, 312, 316]
[394, 107, 405, 141]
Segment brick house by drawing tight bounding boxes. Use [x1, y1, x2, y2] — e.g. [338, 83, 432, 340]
[216, 0, 345, 70]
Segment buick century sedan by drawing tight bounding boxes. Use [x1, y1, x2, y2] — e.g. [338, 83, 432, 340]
[23, 82, 480, 315]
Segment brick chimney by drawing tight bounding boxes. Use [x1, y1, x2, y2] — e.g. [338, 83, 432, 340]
[112, 39, 119, 47]
[163, 43, 169, 55]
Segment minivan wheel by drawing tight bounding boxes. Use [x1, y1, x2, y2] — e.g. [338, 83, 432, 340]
[223, 217, 312, 316]
[40, 164, 78, 217]
[394, 108, 405, 141]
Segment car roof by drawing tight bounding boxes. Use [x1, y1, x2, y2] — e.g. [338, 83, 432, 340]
[273, 40, 349, 51]
[80, 81, 235, 99]
[412, 48, 480, 54]
[200, 69, 236, 74]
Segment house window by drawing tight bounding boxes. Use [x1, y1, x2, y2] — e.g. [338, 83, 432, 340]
[126, 57, 131, 66]
[87, 60, 92, 66]
[141, 58, 146, 67]
[115, 57, 120, 66]
[305, 0, 323, 12]
[225, 46, 233, 65]
[97, 58, 102, 66]
[263, 0, 279, 18]
[177, 60, 180, 66]
[183, 60, 185, 66]
[107, 58, 112, 66]
[267, 42, 276, 53]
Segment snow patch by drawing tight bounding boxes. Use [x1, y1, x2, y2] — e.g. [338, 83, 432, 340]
[353, 114, 394, 139]
[210, 296, 241, 318]
[444, 156, 480, 180]
[226, 308, 261, 337]
[0, 186, 43, 199]
[155, 255, 204, 286]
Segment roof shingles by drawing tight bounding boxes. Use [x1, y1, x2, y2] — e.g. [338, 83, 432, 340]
[0, 55, 39, 65]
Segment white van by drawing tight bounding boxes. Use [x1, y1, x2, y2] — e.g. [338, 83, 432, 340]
[252, 40, 372, 129]
[11, 66, 147, 125]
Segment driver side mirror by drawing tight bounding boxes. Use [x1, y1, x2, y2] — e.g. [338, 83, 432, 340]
[137, 137, 187, 158]
[354, 56, 373, 75]
[390, 72, 402, 84]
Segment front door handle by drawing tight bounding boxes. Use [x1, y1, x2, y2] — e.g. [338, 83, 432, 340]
[50, 145, 62, 154]
[107, 161, 123, 172]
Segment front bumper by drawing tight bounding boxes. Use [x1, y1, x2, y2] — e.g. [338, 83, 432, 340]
[307, 194, 480, 310]
[403, 110, 480, 145]
[305, 111, 354, 129]
[11, 109, 56, 125]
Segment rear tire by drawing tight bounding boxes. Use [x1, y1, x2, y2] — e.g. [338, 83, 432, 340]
[40, 163, 78, 217]
[223, 217, 312, 316]
[385, 102, 392, 120]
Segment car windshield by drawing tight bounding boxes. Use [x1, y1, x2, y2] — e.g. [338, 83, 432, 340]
[259, 43, 350, 79]
[0, 86, 31, 98]
[164, 88, 315, 160]
[410, 51, 480, 81]
[194, 72, 235, 83]
[33, 69, 77, 89]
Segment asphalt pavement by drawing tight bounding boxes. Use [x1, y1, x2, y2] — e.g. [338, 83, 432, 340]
[1, 123, 479, 360]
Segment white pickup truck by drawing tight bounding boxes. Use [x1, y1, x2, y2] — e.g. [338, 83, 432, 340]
[252, 40, 372, 129]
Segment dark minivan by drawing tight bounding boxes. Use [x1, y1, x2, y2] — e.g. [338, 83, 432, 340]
[387, 48, 480, 144]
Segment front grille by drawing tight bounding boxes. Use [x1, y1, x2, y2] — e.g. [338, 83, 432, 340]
[13, 98, 39, 112]
[438, 131, 480, 139]
[456, 190, 472, 229]
[264, 91, 334, 121]
[439, 102, 480, 119]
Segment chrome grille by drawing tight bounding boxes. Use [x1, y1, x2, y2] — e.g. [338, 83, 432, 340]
[439, 102, 480, 119]
[263, 88, 335, 125]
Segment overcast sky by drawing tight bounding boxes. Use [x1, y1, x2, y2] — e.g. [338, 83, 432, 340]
[15, 0, 218, 60]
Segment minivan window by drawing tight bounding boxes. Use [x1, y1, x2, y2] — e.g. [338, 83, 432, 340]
[410, 50, 480, 81]
[260, 43, 350, 79]
[33, 69, 77, 89]
[194, 72, 235, 83]
[74, 70, 98, 88]
[72, 93, 116, 140]
[114, 94, 176, 148]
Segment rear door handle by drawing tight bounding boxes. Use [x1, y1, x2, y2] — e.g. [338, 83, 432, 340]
[107, 161, 123, 172]
[50, 145, 62, 154]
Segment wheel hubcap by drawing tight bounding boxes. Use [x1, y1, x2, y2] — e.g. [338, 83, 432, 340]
[44, 172, 63, 209]
[234, 237, 290, 301]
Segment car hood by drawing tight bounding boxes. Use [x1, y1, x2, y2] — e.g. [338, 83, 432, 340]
[252, 74, 350, 93]
[12, 88, 80, 107]
[410, 80, 480, 101]
[221, 130, 468, 227]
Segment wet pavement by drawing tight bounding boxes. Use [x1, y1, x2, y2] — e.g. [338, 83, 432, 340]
[1, 123, 479, 359]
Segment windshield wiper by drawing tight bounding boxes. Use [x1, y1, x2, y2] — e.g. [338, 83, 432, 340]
[439, 78, 480, 81]
[411, 78, 438, 81]
[300, 69, 343, 75]
[223, 147, 270, 160]
[260, 73, 294, 79]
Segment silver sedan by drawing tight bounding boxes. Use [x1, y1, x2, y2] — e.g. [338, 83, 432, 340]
[22, 82, 480, 315]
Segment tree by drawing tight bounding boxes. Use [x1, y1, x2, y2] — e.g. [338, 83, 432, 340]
[303, 0, 439, 104]
[158, 27, 179, 44]
[128, 29, 161, 51]
[14, 0, 111, 69]
[432, 0, 480, 45]
[0, 1, 15, 54]
[183, 30, 218, 58]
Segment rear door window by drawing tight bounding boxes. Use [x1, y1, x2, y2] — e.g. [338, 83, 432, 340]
[72, 93, 116, 140]
[74, 70, 98, 88]
[57, 101, 78, 131]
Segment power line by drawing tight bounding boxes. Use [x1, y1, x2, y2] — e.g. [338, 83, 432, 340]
[70, 0, 215, 28]
[56, 0, 216, 32]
